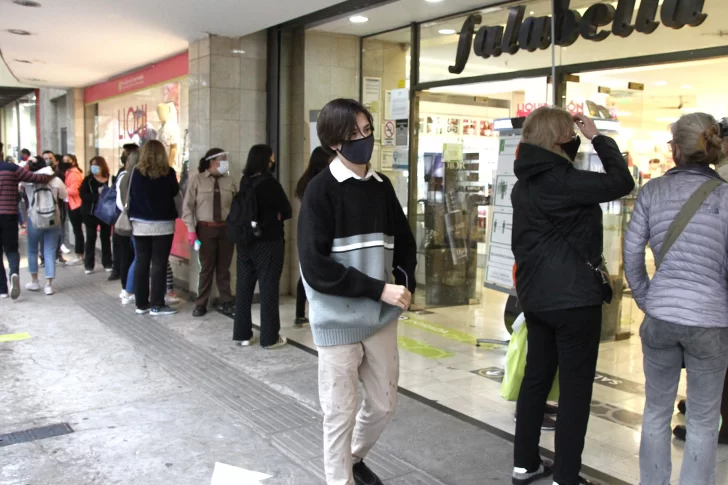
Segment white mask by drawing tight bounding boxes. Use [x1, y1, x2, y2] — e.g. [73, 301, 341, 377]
[217, 160, 229, 175]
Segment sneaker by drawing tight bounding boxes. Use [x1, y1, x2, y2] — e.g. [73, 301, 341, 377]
[107, 271, 120, 281]
[165, 293, 180, 305]
[9, 274, 20, 300]
[25, 281, 41, 292]
[39, 259, 45, 268]
[85, 269, 93, 275]
[240, 336, 257, 347]
[294, 317, 310, 328]
[192, 305, 207, 317]
[151, 305, 178, 316]
[104, 267, 113, 273]
[56, 256, 67, 265]
[44, 284, 54, 296]
[67, 257, 83, 266]
[119, 290, 126, 299]
[136, 307, 150, 315]
[61, 244, 71, 254]
[512, 461, 553, 485]
[0, 293, 8, 299]
[121, 292, 136, 305]
[263, 336, 288, 350]
[677, 399, 686, 415]
[353, 460, 384, 485]
[220, 301, 235, 316]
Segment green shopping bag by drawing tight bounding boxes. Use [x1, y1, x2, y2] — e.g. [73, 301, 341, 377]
[501, 313, 560, 402]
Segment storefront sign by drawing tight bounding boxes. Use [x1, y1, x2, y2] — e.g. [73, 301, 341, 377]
[449, 0, 709, 74]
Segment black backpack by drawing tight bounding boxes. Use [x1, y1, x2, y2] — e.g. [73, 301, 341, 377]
[227, 175, 266, 246]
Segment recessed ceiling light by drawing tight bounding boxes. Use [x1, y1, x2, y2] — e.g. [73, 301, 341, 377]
[231, 49, 246, 55]
[13, 0, 41, 6]
[530, 10, 535, 14]
[681, 84, 693, 89]
[349, 15, 369, 23]
[425, 0, 444, 3]
[438, 29, 457, 35]
[653, 81, 668, 86]
[6, 29, 32, 35]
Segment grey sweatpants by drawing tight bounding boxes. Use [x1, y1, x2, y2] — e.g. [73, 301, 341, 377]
[640, 315, 728, 485]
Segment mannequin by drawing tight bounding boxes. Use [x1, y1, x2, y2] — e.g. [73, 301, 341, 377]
[157, 102, 180, 167]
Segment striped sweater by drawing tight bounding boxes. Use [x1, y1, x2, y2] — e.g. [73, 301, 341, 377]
[297, 158, 417, 347]
[0, 161, 53, 215]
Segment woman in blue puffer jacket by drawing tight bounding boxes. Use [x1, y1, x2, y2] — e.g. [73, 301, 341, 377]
[624, 112, 728, 485]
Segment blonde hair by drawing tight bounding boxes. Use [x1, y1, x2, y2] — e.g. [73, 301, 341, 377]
[521, 106, 573, 154]
[136, 140, 169, 179]
[671, 113, 725, 166]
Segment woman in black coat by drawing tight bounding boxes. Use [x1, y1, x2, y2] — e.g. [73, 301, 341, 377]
[509, 109, 634, 485]
[79, 156, 112, 274]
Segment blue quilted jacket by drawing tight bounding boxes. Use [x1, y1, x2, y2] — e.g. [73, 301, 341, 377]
[624, 165, 728, 328]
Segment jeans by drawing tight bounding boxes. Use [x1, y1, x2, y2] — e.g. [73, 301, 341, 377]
[126, 237, 136, 293]
[27, 220, 60, 279]
[0, 214, 20, 292]
[117, 234, 134, 290]
[640, 316, 728, 485]
[133, 234, 173, 309]
[84, 216, 112, 270]
[68, 208, 84, 255]
[514, 306, 602, 485]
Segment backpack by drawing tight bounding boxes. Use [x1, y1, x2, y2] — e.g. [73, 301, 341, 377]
[29, 184, 58, 229]
[226, 175, 266, 246]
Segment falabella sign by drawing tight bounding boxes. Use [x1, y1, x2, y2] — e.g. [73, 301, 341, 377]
[449, 0, 709, 74]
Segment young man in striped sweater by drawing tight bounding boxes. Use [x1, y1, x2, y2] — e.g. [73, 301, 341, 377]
[0, 159, 53, 299]
[298, 99, 417, 485]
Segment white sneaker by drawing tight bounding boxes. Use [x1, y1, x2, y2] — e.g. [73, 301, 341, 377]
[136, 307, 150, 315]
[263, 336, 288, 350]
[44, 284, 54, 296]
[85, 269, 93, 275]
[66, 257, 83, 266]
[121, 294, 136, 305]
[10, 274, 20, 300]
[240, 336, 257, 347]
[104, 267, 113, 273]
[0, 293, 8, 299]
[25, 281, 41, 292]
[119, 290, 126, 299]
[61, 244, 71, 255]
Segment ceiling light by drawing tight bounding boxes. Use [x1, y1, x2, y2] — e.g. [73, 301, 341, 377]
[653, 81, 668, 86]
[425, 0, 444, 3]
[530, 10, 535, 14]
[349, 15, 369, 23]
[681, 84, 693, 89]
[438, 29, 457, 35]
[231, 49, 246, 55]
[13, 0, 41, 6]
[6, 29, 32, 35]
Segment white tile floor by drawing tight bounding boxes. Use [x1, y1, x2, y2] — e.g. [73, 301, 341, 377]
[279, 286, 728, 485]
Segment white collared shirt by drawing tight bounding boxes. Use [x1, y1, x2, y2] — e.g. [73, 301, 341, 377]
[329, 157, 383, 183]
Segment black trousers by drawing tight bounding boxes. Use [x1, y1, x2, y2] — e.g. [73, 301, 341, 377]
[233, 239, 284, 347]
[117, 234, 135, 290]
[514, 305, 602, 485]
[112, 229, 121, 274]
[296, 277, 307, 318]
[0, 214, 20, 293]
[84, 216, 112, 270]
[68, 208, 84, 255]
[134, 234, 174, 309]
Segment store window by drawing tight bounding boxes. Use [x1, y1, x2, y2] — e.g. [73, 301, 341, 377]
[361, 27, 411, 210]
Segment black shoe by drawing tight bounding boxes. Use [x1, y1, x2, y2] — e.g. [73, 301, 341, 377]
[545, 403, 558, 415]
[673, 424, 728, 445]
[107, 271, 120, 281]
[677, 399, 686, 415]
[294, 317, 309, 328]
[151, 305, 178, 316]
[513, 413, 557, 431]
[221, 302, 235, 315]
[512, 461, 553, 485]
[192, 305, 207, 317]
[353, 461, 383, 485]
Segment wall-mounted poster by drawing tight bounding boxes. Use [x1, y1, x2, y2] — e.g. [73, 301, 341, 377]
[446, 118, 460, 134]
[480, 120, 493, 137]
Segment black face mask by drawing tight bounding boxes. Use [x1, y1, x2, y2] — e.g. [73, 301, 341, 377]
[121, 154, 128, 166]
[560, 135, 581, 161]
[338, 134, 375, 165]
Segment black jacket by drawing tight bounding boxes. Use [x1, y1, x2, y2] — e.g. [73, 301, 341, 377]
[511, 135, 634, 312]
[79, 175, 109, 221]
[243, 174, 292, 241]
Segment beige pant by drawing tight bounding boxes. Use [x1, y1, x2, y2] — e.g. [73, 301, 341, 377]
[318, 321, 400, 485]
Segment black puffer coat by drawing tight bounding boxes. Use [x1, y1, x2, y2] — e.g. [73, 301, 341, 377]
[511, 135, 634, 312]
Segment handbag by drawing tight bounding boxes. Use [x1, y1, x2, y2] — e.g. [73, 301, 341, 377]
[93, 185, 120, 225]
[655, 178, 723, 269]
[114, 168, 135, 237]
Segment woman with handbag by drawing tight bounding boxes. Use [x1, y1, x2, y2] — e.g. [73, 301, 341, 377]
[64, 154, 85, 266]
[510, 108, 634, 485]
[624, 113, 728, 485]
[115, 147, 140, 304]
[79, 156, 112, 274]
[128, 140, 179, 316]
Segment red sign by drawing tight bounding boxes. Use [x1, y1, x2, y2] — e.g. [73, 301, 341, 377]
[84, 52, 189, 103]
[516, 101, 585, 118]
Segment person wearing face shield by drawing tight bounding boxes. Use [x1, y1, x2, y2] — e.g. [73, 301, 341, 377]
[510, 108, 634, 485]
[297, 99, 417, 485]
[182, 148, 238, 318]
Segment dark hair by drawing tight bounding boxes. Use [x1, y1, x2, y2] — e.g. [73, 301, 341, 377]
[21, 148, 31, 156]
[64, 154, 80, 170]
[199, 148, 225, 173]
[317, 98, 374, 155]
[89, 156, 110, 178]
[123, 143, 139, 152]
[28, 157, 48, 173]
[243, 144, 273, 177]
[42, 150, 54, 157]
[295, 147, 333, 199]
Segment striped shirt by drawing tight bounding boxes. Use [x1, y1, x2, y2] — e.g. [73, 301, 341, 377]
[0, 162, 53, 215]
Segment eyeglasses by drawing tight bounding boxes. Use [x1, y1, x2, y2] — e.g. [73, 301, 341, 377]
[667, 140, 675, 152]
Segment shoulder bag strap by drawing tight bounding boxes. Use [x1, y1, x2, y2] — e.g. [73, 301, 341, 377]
[123, 168, 135, 210]
[655, 178, 723, 269]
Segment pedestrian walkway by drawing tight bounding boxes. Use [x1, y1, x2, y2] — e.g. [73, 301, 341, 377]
[0, 263, 555, 485]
